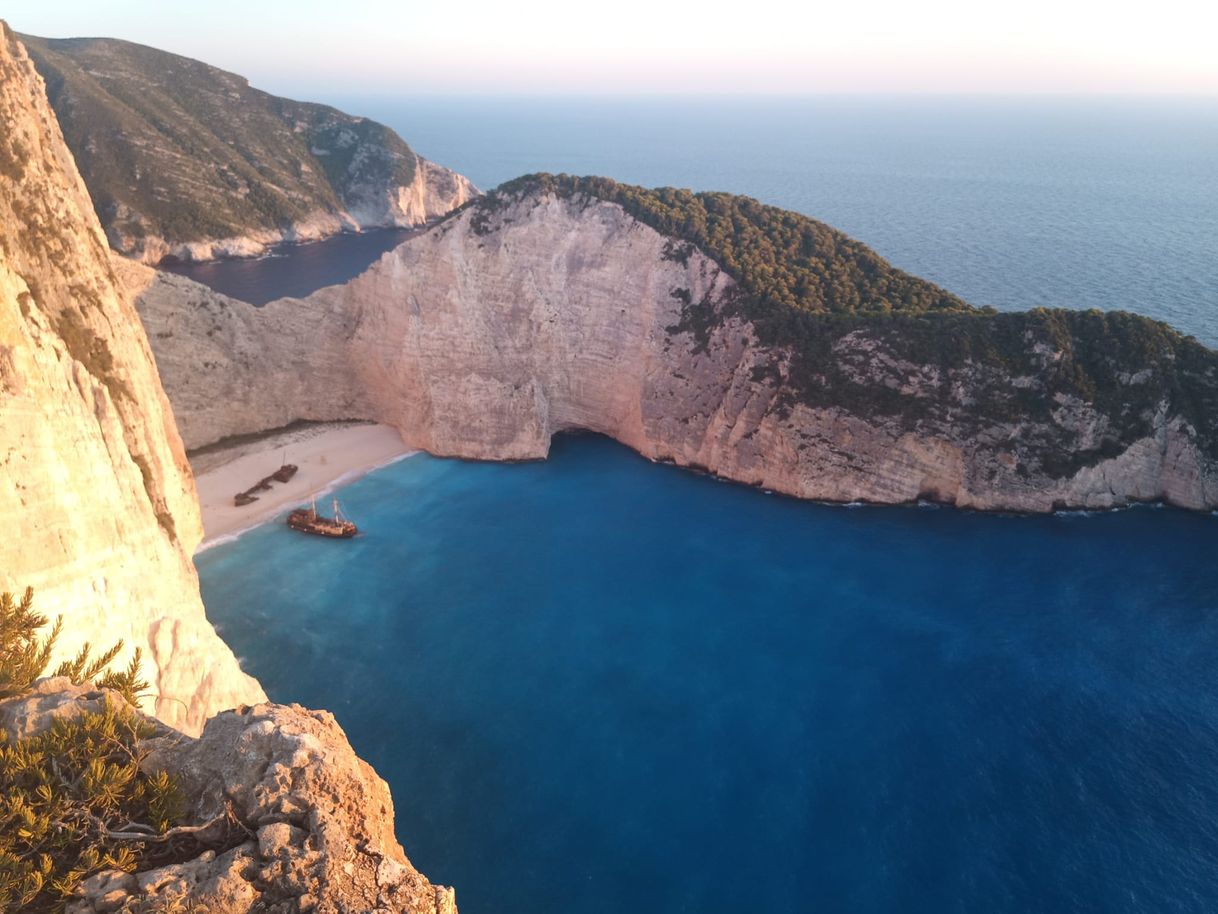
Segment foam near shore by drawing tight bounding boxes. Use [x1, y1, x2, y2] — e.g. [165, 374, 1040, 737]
[191, 422, 417, 550]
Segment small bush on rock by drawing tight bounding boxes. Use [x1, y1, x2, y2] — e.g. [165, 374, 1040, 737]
[0, 588, 146, 705]
[0, 588, 188, 913]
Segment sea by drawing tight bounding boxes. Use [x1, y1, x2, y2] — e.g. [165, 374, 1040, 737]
[193, 98, 1218, 913]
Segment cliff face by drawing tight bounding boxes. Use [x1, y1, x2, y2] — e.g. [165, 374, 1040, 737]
[20, 34, 476, 263]
[0, 23, 264, 734]
[129, 190, 1218, 513]
[114, 257, 372, 448]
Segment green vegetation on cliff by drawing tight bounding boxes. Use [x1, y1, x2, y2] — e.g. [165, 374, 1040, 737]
[19, 34, 422, 251]
[0, 589, 185, 913]
[480, 173, 971, 318]
[472, 174, 1218, 475]
[778, 307, 1218, 473]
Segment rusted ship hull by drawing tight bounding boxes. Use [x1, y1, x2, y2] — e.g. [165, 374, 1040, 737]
[271, 464, 298, 483]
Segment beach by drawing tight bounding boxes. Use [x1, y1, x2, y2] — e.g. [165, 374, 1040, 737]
[191, 421, 416, 549]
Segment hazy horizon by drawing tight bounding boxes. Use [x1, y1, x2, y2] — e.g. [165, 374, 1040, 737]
[6, 0, 1216, 98]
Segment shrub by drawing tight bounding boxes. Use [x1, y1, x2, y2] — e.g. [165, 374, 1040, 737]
[0, 588, 187, 914]
[0, 588, 147, 706]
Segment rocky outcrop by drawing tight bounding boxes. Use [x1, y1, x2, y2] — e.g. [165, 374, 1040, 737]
[127, 189, 1218, 513]
[0, 22, 265, 735]
[359, 155, 476, 232]
[0, 680, 456, 914]
[20, 33, 476, 264]
[0, 676, 137, 740]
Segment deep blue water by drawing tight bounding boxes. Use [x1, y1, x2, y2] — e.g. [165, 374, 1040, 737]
[176, 97, 1218, 343]
[162, 227, 418, 305]
[199, 436, 1218, 914]
[192, 98, 1218, 911]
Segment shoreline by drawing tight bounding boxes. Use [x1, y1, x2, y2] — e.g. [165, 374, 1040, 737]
[158, 223, 426, 268]
[189, 422, 1209, 555]
[191, 422, 417, 551]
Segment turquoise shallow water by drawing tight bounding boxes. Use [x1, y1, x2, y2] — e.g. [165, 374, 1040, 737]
[199, 436, 1218, 914]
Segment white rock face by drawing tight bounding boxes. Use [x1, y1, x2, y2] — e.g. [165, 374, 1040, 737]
[358, 155, 479, 230]
[0, 25, 264, 735]
[115, 257, 371, 449]
[130, 192, 1218, 514]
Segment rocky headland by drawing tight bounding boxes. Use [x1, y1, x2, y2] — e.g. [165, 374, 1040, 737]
[20, 34, 476, 263]
[129, 178, 1218, 513]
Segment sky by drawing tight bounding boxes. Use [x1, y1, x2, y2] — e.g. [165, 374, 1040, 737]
[4, 0, 1217, 97]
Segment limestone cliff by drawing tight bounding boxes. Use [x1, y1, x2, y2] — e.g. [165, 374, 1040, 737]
[128, 187, 1218, 513]
[0, 22, 264, 735]
[20, 34, 477, 263]
[115, 257, 373, 449]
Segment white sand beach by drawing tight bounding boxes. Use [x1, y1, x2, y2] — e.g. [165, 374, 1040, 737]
[191, 422, 417, 550]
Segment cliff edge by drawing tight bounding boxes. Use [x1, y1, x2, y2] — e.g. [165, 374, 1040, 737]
[0, 22, 265, 734]
[0, 679, 456, 913]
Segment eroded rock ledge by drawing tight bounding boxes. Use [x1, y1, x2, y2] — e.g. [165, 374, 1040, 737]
[127, 190, 1218, 514]
[0, 678, 456, 914]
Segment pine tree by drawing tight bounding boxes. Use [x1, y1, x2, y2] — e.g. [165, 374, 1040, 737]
[0, 587, 58, 699]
